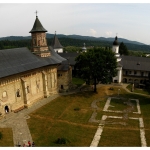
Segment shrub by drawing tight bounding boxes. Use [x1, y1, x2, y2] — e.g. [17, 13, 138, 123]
[54, 137, 70, 144]
[74, 107, 80, 111]
[109, 87, 114, 90]
[0, 132, 3, 140]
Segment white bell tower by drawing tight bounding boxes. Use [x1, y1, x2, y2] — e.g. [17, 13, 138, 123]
[112, 36, 122, 83]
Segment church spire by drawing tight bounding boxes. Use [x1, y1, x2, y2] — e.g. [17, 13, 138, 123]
[29, 12, 47, 33]
[29, 12, 50, 57]
[51, 31, 63, 49]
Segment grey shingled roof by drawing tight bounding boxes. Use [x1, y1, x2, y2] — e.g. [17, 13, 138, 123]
[51, 33, 63, 49]
[57, 60, 70, 71]
[120, 55, 150, 71]
[0, 47, 66, 78]
[29, 16, 47, 33]
[58, 52, 79, 66]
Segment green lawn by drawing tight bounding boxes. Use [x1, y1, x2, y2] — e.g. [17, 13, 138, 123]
[72, 77, 85, 87]
[99, 128, 141, 147]
[0, 128, 13, 147]
[26, 85, 150, 147]
[127, 84, 150, 95]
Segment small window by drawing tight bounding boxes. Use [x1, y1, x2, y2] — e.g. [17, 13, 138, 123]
[134, 71, 137, 75]
[27, 86, 30, 93]
[34, 39, 36, 45]
[2, 91, 7, 98]
[16, 89, 21, 97]
[61, 85, 64, 89]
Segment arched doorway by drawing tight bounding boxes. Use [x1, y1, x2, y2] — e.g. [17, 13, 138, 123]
[4, 106, 9, 113]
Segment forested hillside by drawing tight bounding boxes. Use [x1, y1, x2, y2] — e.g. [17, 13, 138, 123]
[0, 37, 150, 52]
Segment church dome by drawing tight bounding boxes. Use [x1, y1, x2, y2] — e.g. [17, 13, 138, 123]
[113, 36, 119, 46]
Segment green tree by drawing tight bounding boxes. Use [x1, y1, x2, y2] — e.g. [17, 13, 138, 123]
[119, 42, 129, 55]
[75, 47, 117, 92]
[64, 46, 81, 53]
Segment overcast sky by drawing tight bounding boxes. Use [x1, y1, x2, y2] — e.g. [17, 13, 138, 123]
[0, 2, 150, 45]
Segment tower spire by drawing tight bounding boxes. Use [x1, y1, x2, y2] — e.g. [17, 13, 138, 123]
[30, 13, 50, 57]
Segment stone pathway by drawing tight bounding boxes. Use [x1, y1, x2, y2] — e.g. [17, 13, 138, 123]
[0, 94, 60, 146]
[89, 96, 147, 147]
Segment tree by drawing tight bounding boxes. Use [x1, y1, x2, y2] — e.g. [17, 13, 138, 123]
[75, 47, 117, 92]
[119, 42, 129, 55]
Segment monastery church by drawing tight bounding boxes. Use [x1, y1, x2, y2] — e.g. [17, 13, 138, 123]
[1, 13, 149, 116]
[0, 14, 72, 115]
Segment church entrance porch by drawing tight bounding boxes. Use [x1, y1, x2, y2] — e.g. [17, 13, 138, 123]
[4, 105, 9, 113]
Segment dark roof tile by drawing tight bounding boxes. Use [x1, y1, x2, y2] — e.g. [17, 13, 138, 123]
[51, 33, 63, 49]
[29, 16, 47, 33]
[120, 55, 150, 71]
[0, 47, 66, 78]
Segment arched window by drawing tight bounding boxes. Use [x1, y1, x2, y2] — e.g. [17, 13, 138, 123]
[2, 91, 7, 98]
[16, 89, 21, 97]
[27, 86, 30, 93]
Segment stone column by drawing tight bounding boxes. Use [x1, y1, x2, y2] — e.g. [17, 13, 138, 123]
[118, 67, 122, 83]
[21, 78, 30, 107]
[42, 71, 49, 98]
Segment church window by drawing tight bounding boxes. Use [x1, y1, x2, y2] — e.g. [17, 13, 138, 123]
[36, 80, 40, 89]
[134, 71, 137, 75]
[38, 40, 40, 46]
[34, 39, 36, 45]
[2, 91, 7, 98]
[27, 86, 30, 93]
[61, 85, 64, 89]
[16, 89, 21, 97]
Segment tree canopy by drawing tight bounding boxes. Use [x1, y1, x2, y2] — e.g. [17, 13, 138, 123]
[75, 47, 117, 92]
[119, 42, 129, 55]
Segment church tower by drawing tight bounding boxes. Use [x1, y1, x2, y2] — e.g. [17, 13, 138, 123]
[29, 12, 50, 57]
[51, 31, 63, 53]
[112, 36, 121, 62]
[112, 36, 122, 83]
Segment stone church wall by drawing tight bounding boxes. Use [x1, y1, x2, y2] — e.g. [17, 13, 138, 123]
[57, 66, 72, 92]
[0, 65, 59, 115]
[0, 76, 24, 114]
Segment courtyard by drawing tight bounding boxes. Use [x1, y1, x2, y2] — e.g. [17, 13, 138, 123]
[0, 84, 150, 146]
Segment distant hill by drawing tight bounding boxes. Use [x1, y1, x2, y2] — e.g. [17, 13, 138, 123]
[0, 34, 150, 52]
[0, 34, 146, 45]
[46, 34, 146, 45]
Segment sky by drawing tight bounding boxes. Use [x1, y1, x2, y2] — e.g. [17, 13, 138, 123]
[0, 1, 150, 45]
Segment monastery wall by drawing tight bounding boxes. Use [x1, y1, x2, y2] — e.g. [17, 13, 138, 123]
[0, 65, 59, 115]
[57, 67, 72, 91]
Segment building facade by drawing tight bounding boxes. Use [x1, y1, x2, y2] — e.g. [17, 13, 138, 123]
[0, 15, 72, 116]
